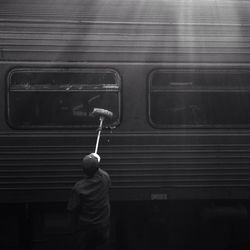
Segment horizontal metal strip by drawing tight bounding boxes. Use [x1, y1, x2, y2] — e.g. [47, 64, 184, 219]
[1, 143, 250, 150]
[0, 170, 82, 173]
[1, 14, 249, 23]
[0, 8, 249, 22]
[111, 179, 250, 185]
[2, 150, 250, 156]
[2, 160, 250, 167]
[0, 144, 250, 150]
[0, 6, 248, 16]
[1, 144, 250, 150]
[3, 55, 248, 63]
[0, 176, 77, 179]
[0, 181, 73, 185]
[2, 34, 250, 42]
[0, 20, 249, 28]
[1, 183, 250, 191]
[108, 166, 250, 171]
[1, 158, 250, 164]
[3, 48, 250, 54]
[1, 5, 247, 11]
[0, 0, 247, 8]
[1, 172, 249, 179]
[0, 156, 80, 160]
[1, 18, 250, 27]
[1, 27, 250, 37]
[0, 176, 248, 184]
[1, 25, 249, 37]
[2, 27, 249, 35]
[0, 2, 247, 8]
[2, 149, 250, 155]
[1, 165, 250, 173]
[2, 43, 250, 50]
[1, 177, 250, 185]
[1, 153, 250, 160]
[110, 183, 250, 188]
[1, 182, 250, 189]
[2, 31, 250, 39]
[0, 142, 249, 147]
[112, 173, 250, 178]
[1, 183, 250, 192]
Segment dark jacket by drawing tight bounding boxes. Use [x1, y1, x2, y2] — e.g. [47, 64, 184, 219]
[67, 168, 111, 228]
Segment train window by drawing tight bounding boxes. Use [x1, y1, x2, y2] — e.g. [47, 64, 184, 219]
[7, 68, 121, 129]
[149, 69, 250, 128]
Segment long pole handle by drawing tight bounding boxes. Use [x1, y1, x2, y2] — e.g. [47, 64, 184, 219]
[94, 117, 104, 154]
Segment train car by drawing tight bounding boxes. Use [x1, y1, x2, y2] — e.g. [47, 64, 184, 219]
[0, 0, 250, 249]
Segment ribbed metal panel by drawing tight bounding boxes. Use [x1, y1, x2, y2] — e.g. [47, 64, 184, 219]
[1, 134, 250, 200]
[0, 0, 249, 23]
[0, 0, 250, 62]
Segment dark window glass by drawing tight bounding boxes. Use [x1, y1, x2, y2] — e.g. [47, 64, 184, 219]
[149, 69, 250, 128]
[8, 69, 121, 129]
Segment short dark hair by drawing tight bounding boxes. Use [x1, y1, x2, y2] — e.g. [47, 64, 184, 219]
[82, 153, 100, 177]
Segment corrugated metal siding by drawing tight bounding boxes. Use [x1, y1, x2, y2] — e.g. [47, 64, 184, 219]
[1, 134, 250, 201]
[0, 0, 250, 62]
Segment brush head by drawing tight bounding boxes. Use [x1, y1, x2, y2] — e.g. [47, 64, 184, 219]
[91, 108, 113, 119]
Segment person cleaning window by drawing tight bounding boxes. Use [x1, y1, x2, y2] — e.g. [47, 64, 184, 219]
[67, 153, 111, 250]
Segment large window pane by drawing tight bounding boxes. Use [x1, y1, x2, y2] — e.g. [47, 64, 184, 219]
[149, 69, 250, 128]
[8, 68, 121, 129]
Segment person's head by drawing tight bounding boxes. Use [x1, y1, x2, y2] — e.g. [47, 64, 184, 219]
[82, 153, 101, 177]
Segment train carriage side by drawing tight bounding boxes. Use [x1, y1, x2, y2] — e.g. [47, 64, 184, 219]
[0, 1, 250, 250]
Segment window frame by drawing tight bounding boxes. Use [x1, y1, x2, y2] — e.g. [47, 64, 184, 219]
[148, 68, 250, 129]
[7, 67, 122, 129]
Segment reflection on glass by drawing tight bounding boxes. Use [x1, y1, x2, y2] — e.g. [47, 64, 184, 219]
[8, 69, 121, 129]
[149, 70, 250, 128]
